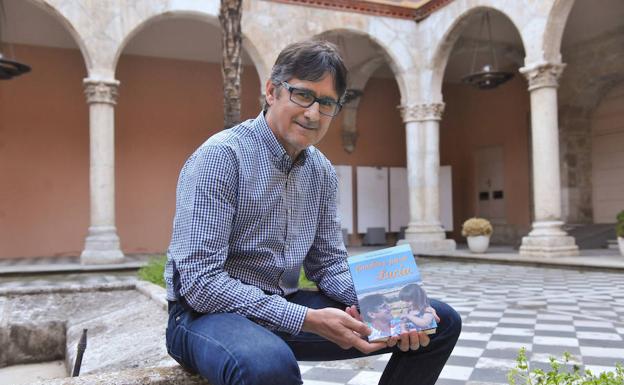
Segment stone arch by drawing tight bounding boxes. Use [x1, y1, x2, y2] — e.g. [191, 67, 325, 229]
[311, 27, 409, 106]
[25, 0, 92, 70]
[241, 37, 270, 89]
[542, 0, 577, 64]
[428, 5, 527, 100]
[113, 11, 218, 72]
[112, 9, 265, 88]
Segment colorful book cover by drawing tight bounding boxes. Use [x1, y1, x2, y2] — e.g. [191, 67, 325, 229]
[348, 244, 437, 342]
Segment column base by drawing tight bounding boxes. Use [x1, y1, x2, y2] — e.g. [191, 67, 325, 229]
[81, 226, 125, 265]
[519, 221, 579, 257]
[397, 224, 456, 254]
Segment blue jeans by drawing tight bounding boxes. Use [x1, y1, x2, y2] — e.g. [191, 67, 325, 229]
[166, 290, 461, 385]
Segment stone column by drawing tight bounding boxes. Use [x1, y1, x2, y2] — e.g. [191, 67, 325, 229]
[397, 103, 456, 253]
[81, 78, 124, 264]
[519, 63, 579, 257]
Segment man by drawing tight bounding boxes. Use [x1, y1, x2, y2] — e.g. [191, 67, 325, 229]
[359, 294, 402, 341]
[165, 39, 461, 385]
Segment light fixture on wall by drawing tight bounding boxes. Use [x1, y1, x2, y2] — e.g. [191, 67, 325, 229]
[0, 0, 31, 80]
[342, 89, 363, 104]
[462, 11, 512, 90]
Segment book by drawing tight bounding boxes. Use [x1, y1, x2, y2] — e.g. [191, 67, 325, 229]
[348, 244, 437, 342]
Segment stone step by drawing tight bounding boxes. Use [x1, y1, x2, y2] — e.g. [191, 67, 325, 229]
[565, 224, 616, 249]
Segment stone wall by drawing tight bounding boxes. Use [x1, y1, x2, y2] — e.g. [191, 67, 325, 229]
[559, 26, 624, 223]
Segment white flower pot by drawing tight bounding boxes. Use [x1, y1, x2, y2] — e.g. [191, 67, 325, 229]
[619, 237, 624, 257]
[467, 235, 490, 253]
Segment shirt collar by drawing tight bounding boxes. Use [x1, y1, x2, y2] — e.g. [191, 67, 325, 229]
[254, 112, 309, 170]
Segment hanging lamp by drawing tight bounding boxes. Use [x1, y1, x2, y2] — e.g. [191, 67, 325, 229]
[0, 0, 31, 80]
[462, 11, 512, 90]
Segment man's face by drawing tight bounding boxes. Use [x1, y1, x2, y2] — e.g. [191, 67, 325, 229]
[265, 73, 338, 159]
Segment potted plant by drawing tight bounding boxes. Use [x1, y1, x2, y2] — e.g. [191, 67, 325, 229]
[461, 217, 493, 253]
[617, 210, 624, 257]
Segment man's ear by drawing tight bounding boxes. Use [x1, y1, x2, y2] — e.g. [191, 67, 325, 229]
[265, 79, 277, 107]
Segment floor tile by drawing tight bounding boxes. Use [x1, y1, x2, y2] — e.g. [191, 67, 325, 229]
[439, 365, 473, 381]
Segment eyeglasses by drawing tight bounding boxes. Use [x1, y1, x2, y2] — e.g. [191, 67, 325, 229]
[281, 81, 342, 117]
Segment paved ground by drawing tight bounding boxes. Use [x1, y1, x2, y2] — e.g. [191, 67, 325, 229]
[298, 258, 624, 385]
[1, 257, 623, 385]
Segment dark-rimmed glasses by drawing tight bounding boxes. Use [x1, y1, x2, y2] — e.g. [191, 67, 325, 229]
[281, 81, 342, 117]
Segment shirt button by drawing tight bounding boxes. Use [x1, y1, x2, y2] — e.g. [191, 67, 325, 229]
[284, 244, 289, 251]
[287, 208, 292, 215]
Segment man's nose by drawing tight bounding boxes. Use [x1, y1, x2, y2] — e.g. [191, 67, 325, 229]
[303, 101, 320, 120]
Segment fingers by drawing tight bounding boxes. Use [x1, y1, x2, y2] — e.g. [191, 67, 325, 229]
[408, 330, 420, 351]
[345, 305, 363, 322]
[386, 335, 399, 348]
[352, 338, 387, 354]
[398, 332, 410, 352]
[342, 314, 371, 337]
[395, 331, 431, 352]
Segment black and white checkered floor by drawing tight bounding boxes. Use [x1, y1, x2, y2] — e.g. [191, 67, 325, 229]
[298, 259, 624, 385]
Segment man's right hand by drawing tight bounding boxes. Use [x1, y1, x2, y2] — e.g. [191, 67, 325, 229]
[302, 308, 387, 354]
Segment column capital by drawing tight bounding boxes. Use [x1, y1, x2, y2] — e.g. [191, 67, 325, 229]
[83, 78, 120, 105]
[398, 103, 445, 123]
[519, 62, 566, 91]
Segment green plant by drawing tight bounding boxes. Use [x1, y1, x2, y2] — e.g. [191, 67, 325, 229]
[137, 255, 167, 288]
[508, 347, 624, 385]
[298, 268, 318, 290]
[616, 210, 624, 238]
[461, 217, 493, 237]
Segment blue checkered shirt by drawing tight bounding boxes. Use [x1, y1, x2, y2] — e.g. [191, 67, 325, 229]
[164, 112, 357, 335]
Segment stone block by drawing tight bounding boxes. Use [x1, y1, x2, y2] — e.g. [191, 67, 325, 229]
[5, 321, 66, 366]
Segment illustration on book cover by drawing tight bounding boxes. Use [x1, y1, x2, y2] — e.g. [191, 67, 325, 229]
[348, 244, 437, 342]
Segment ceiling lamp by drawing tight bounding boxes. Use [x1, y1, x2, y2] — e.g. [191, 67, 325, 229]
[0, 53, 31, 79]
[462, 11, 512, 90]
[0, 1, 31, 80]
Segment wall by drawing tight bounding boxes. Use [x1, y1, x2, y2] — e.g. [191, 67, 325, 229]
[0, 44, 407, 258]
[320, 76, 405, 238]
[559, 27, 624, 223]
[440, 76, 532, 242]
[320, 77, 406, 167]
[114, 54, 262, 255]
[0, 44, 89, 258]
[590, 82, 624, 223]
